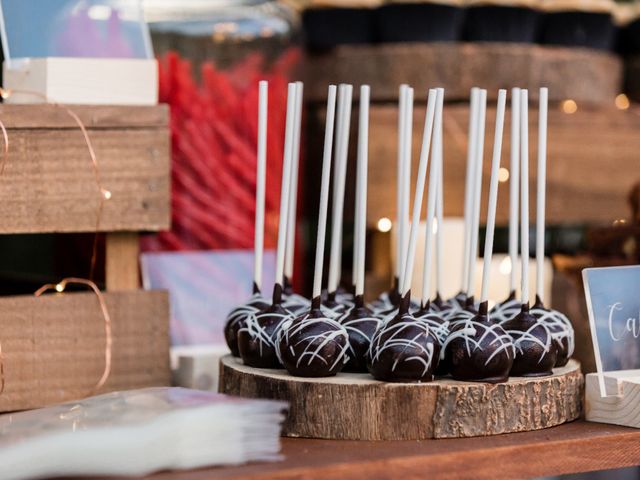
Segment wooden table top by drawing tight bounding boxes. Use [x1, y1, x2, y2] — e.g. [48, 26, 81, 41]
[109, 420, 640, 480]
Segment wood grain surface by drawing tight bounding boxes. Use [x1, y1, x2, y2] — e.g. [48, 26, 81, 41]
[302, 43, 622, 106]
[0, 290, 171, 412]
[91, 421, 640, 480]
[219, 355, 582, 440]
[0, 105, 170, 233]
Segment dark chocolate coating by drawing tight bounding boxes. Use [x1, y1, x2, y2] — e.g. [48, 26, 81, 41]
[414, 303, 449, 346]
[490, 290, 521, 324]
[223, 285, 269, 357]
[282, 276, 311, 315]
[368, 293, 440, 382]
[502, 303, 558, 377]
[277, 297, 349, 377]
[323, 290, 351, 318]
[237, 284, 293, 369]
[531, 296, 574, 368]
[447, 291, 468, 310]
[443, 302, 514, 383]
[340, 295, 382, 372]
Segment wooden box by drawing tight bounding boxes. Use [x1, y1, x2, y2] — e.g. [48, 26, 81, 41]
[0, 104, 172, 411]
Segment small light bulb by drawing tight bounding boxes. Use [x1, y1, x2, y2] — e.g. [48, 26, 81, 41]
[615, 93, 630, 111]
[499, 256, 512, 275]
[562, 100, 577, 114]
[55, 283, 64, 293]
[498, 167, 509, 183]
[377, 217, 392, 233]
[102, 189, 112, 200]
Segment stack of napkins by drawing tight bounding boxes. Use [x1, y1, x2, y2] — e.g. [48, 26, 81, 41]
[0, 388, 287, 479]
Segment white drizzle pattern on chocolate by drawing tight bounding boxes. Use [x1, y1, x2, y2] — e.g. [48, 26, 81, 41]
[530, 306, 575, 358]
[369, 314, 436, 376]
[283, 293, 311, 314]
[413, 311, 449, 345]
[491, 297, 521, 324]
[441, 318, 515, 365]
[238, 309, 293, 357]
[276, 314, 349, 370]
[503, 319, 554, 362]
[341, 313, 382, 358]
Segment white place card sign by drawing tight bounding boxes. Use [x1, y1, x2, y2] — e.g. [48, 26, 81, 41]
[583, 265, 640, 397]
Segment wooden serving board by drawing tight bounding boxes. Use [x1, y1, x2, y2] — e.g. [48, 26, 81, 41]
[219, 355, 583, 440]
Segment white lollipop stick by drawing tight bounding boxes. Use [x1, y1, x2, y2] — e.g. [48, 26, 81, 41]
[480, 90, 507, 304]
[520, 89, 530, 306]
[420, 88, 444, 305]
[401, 89, 438, 298]
[253, 81, 268, 292]
[312, 85, 337, 301]
[395, 85, 408, 283]
[274, 83, 297, 291]
[328, 84, 353, 294]
[435, 96, 444, 297]
[285, 81, 303, 282]
[461, 88, 479, 293]
[355, 86, 370, 297]
[401, 87, 414, 284]
[467, 89, 487, 299]
[508, 87, 521, 295]
[536, 88, 548, 303]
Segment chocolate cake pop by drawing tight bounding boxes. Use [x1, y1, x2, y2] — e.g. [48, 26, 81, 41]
[531, 296, 574, 367]
[224, 287, 269, 357]
[238, 285, 294, 368]
[338, 84, 380, 373]
[224, 81, 270, 357]
[443, 301, 514, 383]
[527, 87, 574, 368]
[444, 89, 513, 383]
[238, 82, 299, 369]
[277, 84, 350, 378]
[369, 88, 441, 383]
[502, 303, 556, 376]
[340, 296, 381, 372]
[282, 277, 311, 315]
[500, 89, 557, 377]
[278, 297, 349, 377]
[369, 294, 441, 382]
[491, 290, 521, 324]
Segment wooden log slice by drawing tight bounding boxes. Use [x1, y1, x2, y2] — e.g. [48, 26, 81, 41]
[302, 43, 622, 106]
[219, 355, 583, 440]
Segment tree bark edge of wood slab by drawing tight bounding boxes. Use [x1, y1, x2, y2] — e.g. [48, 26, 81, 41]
[219, 355, 583, 440]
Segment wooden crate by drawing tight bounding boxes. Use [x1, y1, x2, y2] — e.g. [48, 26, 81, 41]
[0, 290, 170, 411]
[0, 104, 172, 411]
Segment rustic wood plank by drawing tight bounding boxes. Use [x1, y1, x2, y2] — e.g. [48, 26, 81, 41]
[0, 127, 170, 233]
[0, 290, 170, 411]
[97, 421, 640, 480]
[309, 104, 640, 226]
[219, 355, 582, 440]
[302, 43, 622, 106]
[106, 233, 141, 291]
[0, 104, 169, 129]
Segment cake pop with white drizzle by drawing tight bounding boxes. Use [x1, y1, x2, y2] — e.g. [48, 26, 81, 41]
[491, 87, 523, 324]
[224, 81, 270, 356]
[446, 88, 480, 311]
[501, 89, 557, 376]
[338, 86, 382, 372]
[413, 90, 449, 348]
[529, 87, 574, 366]
[238, 82, 299, 369]
[368, 88, 441, 382]
[277, 85, 349, 377]
[281, 82, 312, 316]
[323, 84, 355, 318]
[443, 89, 515, 383]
